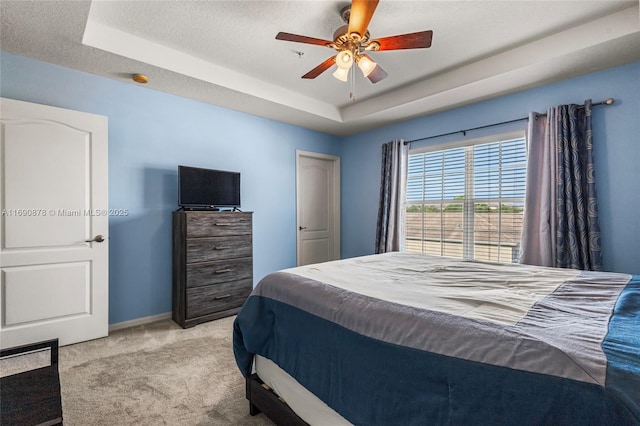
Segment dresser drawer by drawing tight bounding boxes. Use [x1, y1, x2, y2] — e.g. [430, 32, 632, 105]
[186, 235, 252, 263]
[186, 212, 252, 238]
[186, 257, 252, 288]
[186, 279, 252, 318]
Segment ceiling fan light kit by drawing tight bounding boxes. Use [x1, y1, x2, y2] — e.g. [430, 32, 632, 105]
[336, 50, 354, 70]
[333, 67, 349, 82]
[356, 54, 376, 77]
[275, 0, 433, 96]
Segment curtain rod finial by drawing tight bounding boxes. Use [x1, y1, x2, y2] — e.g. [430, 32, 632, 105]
[604, 98, 614, 105]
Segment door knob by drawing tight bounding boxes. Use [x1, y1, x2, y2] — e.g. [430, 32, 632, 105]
[299, 226, 307, 231]
[85, 235, 105, 243]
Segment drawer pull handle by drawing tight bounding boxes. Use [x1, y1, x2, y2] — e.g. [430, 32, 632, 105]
[214, 222, 232, 226]
[214, 294, 232, 300]
[214, 246, 231, 250]
[215, 269, 232, 274]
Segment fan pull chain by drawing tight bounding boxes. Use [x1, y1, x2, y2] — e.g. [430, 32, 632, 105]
[349, 64, 356, 101]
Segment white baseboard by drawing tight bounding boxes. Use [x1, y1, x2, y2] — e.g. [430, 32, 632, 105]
[109, 312, 172, 332]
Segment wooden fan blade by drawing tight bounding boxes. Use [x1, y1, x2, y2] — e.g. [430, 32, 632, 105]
[276, 32, 333, 47]
[371, 30, 433, 51]
[348, 0, 379, 38]
[302, 56, 337, 79]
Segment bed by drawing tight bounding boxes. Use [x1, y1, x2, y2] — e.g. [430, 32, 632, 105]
[233, 252, 640, 425]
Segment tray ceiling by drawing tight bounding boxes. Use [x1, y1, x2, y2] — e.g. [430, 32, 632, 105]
[1, 1, 639, 136]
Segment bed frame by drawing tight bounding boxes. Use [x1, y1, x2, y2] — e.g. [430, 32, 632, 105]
[246, 373, 308, 425]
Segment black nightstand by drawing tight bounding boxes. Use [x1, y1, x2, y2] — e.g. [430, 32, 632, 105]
[1, 339, 63, 426]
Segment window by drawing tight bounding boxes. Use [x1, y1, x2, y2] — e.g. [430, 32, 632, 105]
[406, 134, 526, 263]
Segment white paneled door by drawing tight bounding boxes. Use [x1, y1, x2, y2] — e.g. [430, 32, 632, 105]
[296, 151, 340, 266]
[0, 98, 109, 348]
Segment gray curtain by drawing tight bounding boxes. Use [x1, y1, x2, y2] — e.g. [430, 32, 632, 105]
[520, 100, 602, 271]
[520, 110, 557, 267]
[375, 140, 408, 254]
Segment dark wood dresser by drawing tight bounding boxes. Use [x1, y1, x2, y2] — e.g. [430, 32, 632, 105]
[172, 210, 253, 328]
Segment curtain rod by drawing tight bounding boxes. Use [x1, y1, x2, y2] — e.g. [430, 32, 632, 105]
[404, 98, 614, 145]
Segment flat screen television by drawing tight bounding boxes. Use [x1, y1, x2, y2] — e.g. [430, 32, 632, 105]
[178, 165, 240, 209]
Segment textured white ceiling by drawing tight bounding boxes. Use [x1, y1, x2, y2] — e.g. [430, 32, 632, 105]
[1, 1, 639, 135]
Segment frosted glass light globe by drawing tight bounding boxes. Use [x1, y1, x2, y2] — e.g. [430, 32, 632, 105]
[336, 50, 354, 70]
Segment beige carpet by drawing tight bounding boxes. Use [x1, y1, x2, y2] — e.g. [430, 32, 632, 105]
[58, 316, 275, 425]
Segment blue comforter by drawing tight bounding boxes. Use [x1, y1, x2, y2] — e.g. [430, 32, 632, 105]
[233, 254, 640, 425]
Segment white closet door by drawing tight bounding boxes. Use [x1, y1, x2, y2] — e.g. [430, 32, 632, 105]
[296, 151, 340, 266]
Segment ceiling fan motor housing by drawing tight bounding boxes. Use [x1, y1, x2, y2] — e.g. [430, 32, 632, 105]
[333, 25, 374, 51]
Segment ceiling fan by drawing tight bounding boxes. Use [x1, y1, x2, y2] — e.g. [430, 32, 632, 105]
[275, 0, 433, 85]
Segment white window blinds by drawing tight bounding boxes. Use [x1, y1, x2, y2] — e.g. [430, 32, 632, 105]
[406, 137, 526, 263]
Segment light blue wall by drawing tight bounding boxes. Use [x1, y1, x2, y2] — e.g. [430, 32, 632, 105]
[3, 52, 639, 326]
[341, 61, 640, 275]
[0, 51, 341, 324]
